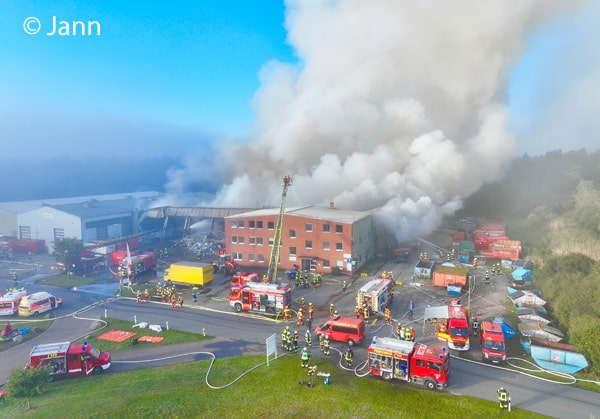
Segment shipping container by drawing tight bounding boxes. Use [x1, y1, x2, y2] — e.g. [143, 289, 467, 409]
[164, 261, 214, 287]
[432, 265, 469, 288]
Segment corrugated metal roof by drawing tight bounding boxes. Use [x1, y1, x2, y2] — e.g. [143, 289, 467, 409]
[0, 192, 161, 215]
[227, 205, 372, 223]
[49, 198, 145, 218]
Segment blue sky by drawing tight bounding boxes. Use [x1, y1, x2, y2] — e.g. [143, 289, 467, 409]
[0, 0, 296, 159]
[0, 0, 597, 161]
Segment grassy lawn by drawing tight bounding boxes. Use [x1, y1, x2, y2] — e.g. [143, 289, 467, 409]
[83, 318, 210, 352]
[0, 314, 54, 352]
[1, 353, 545, 418]
[36, 274, 96, 288]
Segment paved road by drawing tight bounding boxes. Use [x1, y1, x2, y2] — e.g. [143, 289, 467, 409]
[1, 255, 599, 418]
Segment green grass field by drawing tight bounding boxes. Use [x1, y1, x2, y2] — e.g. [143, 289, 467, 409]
[2, 345, 545, 418]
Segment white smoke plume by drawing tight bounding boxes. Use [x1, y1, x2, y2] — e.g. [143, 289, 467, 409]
[165, 0, 582, 241]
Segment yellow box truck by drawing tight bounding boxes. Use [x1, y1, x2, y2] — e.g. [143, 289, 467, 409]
[163, 262, 214, 287]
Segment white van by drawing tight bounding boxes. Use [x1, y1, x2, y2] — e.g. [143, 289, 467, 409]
[18, 292, 62, 317]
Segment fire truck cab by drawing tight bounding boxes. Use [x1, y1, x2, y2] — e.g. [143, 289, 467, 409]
[231, 271, 260, 287]
[229, 282, 291, 315]
[28, 341, 111, 381]
[368, 337, 449, 390]
[435, 304, 470, 351]
[357, 278, 394, 314]
[480, 321, 507, 363]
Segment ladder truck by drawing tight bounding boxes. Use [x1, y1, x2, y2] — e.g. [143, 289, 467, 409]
[265, 175, 292, 284]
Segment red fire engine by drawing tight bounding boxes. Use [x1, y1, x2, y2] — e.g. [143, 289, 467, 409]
[368, 337, 449, 390]
[436, 304, 470, 351]
[27, 341, 111, 381]
[117, 252, 156, 281]
[357, 278, 394, 314]
[229, 282, 292, 315]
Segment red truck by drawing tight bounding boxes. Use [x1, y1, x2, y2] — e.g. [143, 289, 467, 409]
[27, 341, 111, 381]
[480, 321, 507, 363]
[368, 336, 449, 390]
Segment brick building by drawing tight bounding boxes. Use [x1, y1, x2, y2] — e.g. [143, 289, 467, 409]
[225, 205, 374, 275]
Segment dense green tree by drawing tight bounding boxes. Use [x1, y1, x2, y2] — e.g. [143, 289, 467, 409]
[5, 366, 50, 409]
[52, 238, 84, 267]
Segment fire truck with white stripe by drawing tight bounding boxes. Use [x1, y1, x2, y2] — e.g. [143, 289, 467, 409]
[357, 278, 394, 314]
[229, 282, 292, 316]
[367, 336, 449, 390]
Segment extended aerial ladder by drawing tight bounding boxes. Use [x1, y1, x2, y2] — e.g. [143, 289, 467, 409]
[266, 175, 292, 284]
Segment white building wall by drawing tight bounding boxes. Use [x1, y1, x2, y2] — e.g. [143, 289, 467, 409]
[18, 207, 82, 246]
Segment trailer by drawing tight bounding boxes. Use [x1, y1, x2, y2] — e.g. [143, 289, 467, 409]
[163, 261, 214, 287]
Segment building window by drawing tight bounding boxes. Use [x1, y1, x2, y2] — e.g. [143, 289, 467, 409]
[19, 226, 31, 240]
[289, 229, 296, 239]
[249, 237, 256, 246]
[249, 254, 255, 262]
[336, 242, 343, 251]
[54, 228, 65, 241]
[231, 236, 238, 244]
[322, 259, 331, 268]
[305, 223, 313, 232]
[305, 240, 312, 249]
[289, 247, 296, 256]
[257, 237, 264, 246]
[237, 220, 245, 228]
[249, 220, 255, 229]
[230, 220, 237, 228]
[268, 238, 274, 247]
[258, 254, 265, 263]
[322, 224, 330, 233]
[335, 224, 343, 233]
[257, 221, 263, 229]
[233, 252, 243, 261]
[323, 242, 330, 251]
[268, 221, 275, 230]
[238, 236, 245, 244]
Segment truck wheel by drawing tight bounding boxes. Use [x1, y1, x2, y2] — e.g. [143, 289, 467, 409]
[93, 366, 103, 375]
[424, 380, 436, 390]
[46, 374, 55, 383]
[33, 311, 39, 317]
[234, 303, 242, 313]
[347, 339, 355, 347]
[382, 372, 392, 381]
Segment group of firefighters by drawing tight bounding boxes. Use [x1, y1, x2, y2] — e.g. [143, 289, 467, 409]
[136, 285, 184, 308]
[287, 269, 322, 289]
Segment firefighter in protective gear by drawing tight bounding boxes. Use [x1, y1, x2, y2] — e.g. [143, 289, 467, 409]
[342, 280, 348, 292]
[497, 387, 510, 410]
[355, 305, 361, 319]
[322, 336, 330, 356]
[300, 297, 305, 312]
[305, 330, 312, 347]
[396, 322, 402, 338]
[281, 328, 289, 351]
[301, 347, 310, 368]
[308, 302, 314, 321]
[293, 330, 299, 350]
[344, 347, 354, 368]
[144, 289, 150, 303]
[136, 291, 142, 303]
[409, 327, 415, 342]
[329, 303, 335, 318]
[404, 327, 412, 341]
[286, 330, 294, 352]
[297, 309, 304, 326]
[471, 317, 479, 335]
[399, 327, 406, 340]
[384, 308, 392, 324]
[485, 270, 490, 284]
[283, 305, 291, 322]
[363, 304, 370, 321]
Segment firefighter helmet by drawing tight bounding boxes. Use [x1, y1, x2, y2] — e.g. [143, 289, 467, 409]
[294, 330, 298, 334]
